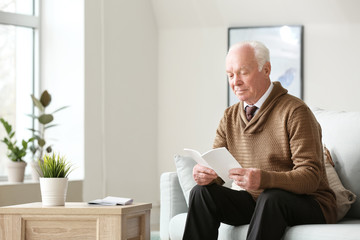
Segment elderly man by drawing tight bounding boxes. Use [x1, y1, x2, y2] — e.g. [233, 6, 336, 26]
[182, 41, 337, 240]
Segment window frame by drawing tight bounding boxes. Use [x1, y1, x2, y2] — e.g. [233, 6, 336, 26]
[0, 1, 40, 181]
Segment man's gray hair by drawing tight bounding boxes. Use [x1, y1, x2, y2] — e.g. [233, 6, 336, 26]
[228, 41, 270, 72]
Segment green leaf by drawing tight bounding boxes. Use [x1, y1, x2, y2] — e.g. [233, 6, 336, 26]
[2, 138, 10, 147]
[44, 124, 58, 130]
[38, 114, 54, 124]
[28, 128, 40, 133]
[0, 118, 12, 134]
[46, 146, 52, 153]
[33, 135, 40, 140]
[9, 132, 15, 139]
[51, 106, 69, 114]
[30, 145, 37, 153]
[40, 90, 52, 107]
[26, 113, 39, 119]
[31, 94, 44, 112]
[38, 138, 46, 147]
[39, 153, 74, 178]
[22, 140, 27, 149]
[19, 149, 26, 158]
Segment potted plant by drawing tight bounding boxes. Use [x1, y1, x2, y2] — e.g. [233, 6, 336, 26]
[0, 118, 34, 182]
[38, 152, 74, 206]
[28, 90, 68, 181]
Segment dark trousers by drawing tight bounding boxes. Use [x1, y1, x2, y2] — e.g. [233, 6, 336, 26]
[182, 184, 325, 240]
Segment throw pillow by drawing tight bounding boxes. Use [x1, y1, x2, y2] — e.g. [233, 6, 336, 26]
[174, 155, 197, 206]
[323, 146, 357, 221]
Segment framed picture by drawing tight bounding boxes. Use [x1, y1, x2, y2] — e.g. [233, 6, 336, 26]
[227, 25, 303, 106]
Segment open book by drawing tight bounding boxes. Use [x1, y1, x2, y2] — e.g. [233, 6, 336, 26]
[88, 196, 133, 206]
[183, 147, 242, 184]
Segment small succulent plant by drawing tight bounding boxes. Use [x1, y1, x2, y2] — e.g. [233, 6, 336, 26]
[38, 153, 74, 178]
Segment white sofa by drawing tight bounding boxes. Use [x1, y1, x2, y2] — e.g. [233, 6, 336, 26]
[160, 108, 360, 240]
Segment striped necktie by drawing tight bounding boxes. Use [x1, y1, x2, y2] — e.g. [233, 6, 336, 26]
[245, 105, 258, 121]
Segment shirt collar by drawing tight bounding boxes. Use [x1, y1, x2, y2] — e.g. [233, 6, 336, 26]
[244, 82, 274, 110]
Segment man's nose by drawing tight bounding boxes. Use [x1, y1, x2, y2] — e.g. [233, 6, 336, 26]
[234, 74, 243, 85]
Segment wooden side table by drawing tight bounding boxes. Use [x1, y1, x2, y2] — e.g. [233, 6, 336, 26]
[0, 202, 152, 240]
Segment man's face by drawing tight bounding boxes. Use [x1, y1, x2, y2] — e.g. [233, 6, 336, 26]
[226, 45, 270, 105]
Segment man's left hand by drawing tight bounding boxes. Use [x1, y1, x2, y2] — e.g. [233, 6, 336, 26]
[229, 168, 261, 191]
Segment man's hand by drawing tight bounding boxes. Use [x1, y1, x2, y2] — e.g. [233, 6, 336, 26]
[229, 168, 261, 191]
[193, 164, 218, 185]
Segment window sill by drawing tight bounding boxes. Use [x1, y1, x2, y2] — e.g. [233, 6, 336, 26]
[0, 179, 40, 186]
[0, 174, 83, 186]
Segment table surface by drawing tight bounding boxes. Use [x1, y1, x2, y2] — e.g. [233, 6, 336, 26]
[0, 202, 152, 215]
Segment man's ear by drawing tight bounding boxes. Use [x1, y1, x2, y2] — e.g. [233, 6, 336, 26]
[263, 62, 271, 76]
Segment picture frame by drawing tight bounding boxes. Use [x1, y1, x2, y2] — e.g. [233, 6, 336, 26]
[227, 25, 304, 106]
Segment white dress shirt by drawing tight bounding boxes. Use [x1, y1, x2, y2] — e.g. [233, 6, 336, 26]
[244, 82, 274, 115]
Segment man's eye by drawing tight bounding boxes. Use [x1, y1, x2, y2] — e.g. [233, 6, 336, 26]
[228, 75, 234, 79]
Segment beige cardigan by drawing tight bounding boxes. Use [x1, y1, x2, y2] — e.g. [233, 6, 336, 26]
[213, 81, 337, 224]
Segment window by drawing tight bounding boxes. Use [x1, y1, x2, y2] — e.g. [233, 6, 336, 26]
[0, 0, 39, 178]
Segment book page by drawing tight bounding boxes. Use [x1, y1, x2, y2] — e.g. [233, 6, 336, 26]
[88, 196, 133, 205]
[183, 148, 212, 169]
[202, 147, 241, 183]
[102, 196, 133, 205]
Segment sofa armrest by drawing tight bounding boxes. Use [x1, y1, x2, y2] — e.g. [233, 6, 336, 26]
[160, 172, 188, 240]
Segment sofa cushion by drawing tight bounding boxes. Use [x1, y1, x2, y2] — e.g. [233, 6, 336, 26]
[169, 213, 360, 240]
[283, 219, 360, 240]
[219, 219, 360, 240]
[169, 213, 250, 240]
[324, 146, 356, 221]
[168, 213, 360, 240]
[218, 223, 249, 240]
[313, 108, 360, 218]
[160, 172, 189, 240]
[169, 213, 187, 240]
[174, 155, 197, 206]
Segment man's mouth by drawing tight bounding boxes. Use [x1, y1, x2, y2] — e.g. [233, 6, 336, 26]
[234, 88, 247, 93]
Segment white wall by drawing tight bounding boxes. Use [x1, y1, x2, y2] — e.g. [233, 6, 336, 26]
[41, 0, 84, 179]
[84, 0, 159, 227]
[153, 0, 360, 173]
[156, 27, 227, 174]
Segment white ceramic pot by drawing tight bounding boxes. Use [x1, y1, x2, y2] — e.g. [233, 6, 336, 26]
[30, 160, 43, 181]
[6, 161, 27, 182]
[39, 178, 68, 206]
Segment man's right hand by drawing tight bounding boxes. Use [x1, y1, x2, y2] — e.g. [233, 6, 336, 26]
[193, 164, 218, 185]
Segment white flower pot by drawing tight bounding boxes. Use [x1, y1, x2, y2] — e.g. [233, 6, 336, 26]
[39, 178, 68, 206]
[6, 161, 27, 182]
